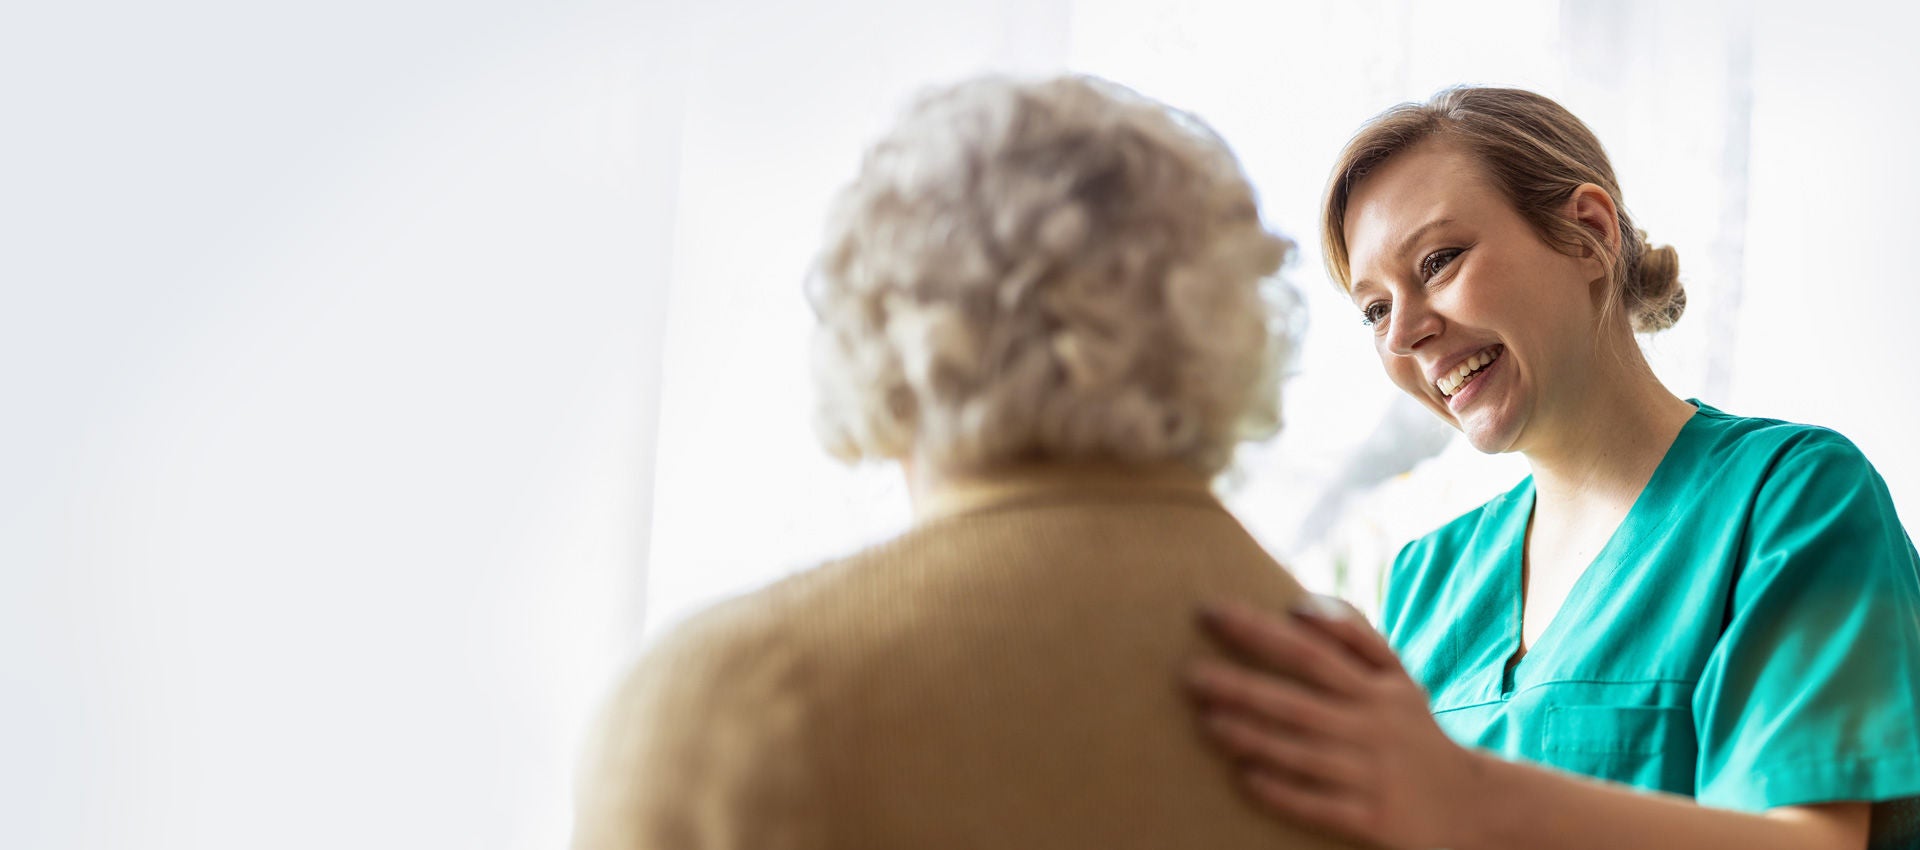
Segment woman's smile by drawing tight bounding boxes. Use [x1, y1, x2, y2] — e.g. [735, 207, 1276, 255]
[1433, 343, 1503, 403]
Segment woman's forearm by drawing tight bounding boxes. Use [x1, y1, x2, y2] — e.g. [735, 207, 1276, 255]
[1459, 751, 1868, 850]
[1190, 604, 1871, 850]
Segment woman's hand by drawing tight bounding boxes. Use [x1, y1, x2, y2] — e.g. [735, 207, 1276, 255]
[1187, 600, 1873, 850]
[1186, 599, 1489, 850]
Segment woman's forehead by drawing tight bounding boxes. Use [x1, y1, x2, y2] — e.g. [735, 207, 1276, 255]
[1346, 147, 1499, 250]
[1350, 144, 1486, 218]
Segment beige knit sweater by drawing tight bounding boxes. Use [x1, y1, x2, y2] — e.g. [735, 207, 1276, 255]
[573, 466, 1359, 850]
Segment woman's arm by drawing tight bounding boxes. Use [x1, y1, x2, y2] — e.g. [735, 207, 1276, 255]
[1185, 602, 1869, 850]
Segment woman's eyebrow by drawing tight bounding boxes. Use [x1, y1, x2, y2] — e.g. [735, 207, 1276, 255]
[1350, 217, 1454, 294]
[1390, 217, 1455, 262]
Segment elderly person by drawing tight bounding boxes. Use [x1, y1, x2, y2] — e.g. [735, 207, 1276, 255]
[571, 74, 1355, 849]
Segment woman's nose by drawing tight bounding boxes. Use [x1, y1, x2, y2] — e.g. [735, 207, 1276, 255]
[1384, 298, 1442, 355]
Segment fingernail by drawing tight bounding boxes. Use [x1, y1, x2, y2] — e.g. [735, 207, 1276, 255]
[1291, 593, 1353, 620]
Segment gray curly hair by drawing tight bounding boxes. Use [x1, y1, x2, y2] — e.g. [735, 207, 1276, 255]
[807, 74, 1298, 475]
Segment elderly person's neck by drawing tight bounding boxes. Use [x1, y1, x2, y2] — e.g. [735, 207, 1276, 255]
[903, 452, 1216, 524]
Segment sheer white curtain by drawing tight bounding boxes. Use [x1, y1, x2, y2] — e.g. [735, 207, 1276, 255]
[4, 2, 662, 848]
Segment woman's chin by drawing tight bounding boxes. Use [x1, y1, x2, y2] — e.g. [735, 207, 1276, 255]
[1458, 413, 1521, 455]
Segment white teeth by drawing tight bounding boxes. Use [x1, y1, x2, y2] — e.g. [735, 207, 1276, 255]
[1437, 348, 1499, 397]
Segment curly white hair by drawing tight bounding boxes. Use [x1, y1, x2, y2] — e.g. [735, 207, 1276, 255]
[807, 74, 1299, 475]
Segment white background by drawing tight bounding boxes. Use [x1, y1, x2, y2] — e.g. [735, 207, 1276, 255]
[3, 1, 1915, 848]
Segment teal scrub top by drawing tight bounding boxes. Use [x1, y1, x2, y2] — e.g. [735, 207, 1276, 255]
[1381, 402, 1920, 818]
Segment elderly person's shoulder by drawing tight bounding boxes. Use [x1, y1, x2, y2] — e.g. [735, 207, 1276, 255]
[591, 550, 883, 712]
[574, 539, 954, 850]
[571, 562, 854, 850]
[594, 552, 879, 701]
[605, 587, 798, 712]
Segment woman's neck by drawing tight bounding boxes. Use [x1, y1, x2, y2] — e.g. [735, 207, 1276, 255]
[1521, 346, 1696, 513]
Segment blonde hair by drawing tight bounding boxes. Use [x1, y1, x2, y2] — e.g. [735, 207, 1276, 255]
[807, 74, 1297, 474]
[1322, 86, 1684, 333]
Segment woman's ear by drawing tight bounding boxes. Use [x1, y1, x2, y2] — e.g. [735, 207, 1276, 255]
[1566, 183, 1621, 255]
[1565, 185, 1624, 316]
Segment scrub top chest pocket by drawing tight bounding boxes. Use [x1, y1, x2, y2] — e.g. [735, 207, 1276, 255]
[1428, 689, 1702, 798]
[1543, 703, 1698, 792]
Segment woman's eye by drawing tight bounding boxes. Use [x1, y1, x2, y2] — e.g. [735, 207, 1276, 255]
[1360, 302, 1390, 328]
[1420, 248, 1463, 281]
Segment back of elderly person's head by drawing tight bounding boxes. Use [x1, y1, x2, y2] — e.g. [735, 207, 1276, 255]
[807, 74, 1297, 476]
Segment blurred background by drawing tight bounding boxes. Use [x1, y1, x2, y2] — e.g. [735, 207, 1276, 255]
[3, 0, 1914, 847]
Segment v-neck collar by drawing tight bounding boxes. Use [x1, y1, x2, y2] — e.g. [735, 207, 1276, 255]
[1495, 400, 1709, 695]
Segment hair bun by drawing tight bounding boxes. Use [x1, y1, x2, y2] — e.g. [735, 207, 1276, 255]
[1626, 232, 1684, 333]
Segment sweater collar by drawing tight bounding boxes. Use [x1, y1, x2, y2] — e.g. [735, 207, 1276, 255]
[913, 461, 1219, 525]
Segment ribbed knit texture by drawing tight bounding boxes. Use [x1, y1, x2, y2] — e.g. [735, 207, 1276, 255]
[575, 478, 1358, 850]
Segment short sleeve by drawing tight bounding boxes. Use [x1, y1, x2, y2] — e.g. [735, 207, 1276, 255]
[1380, 539, 1423, 648]
[571, 607, 818, 850]
[1692, 434, 1920, 813]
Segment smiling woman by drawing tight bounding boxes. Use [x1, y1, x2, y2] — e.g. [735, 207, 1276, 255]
[1332, 90, 1685, 459]
[1342, 140, 1645, 457]
[1187, 87, 1920, 850]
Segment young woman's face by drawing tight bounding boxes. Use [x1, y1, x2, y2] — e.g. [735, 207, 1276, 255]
[1342, 141, 1605, 455]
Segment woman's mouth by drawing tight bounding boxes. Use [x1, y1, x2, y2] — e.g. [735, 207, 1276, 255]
[1437, 345, 1503, 398]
